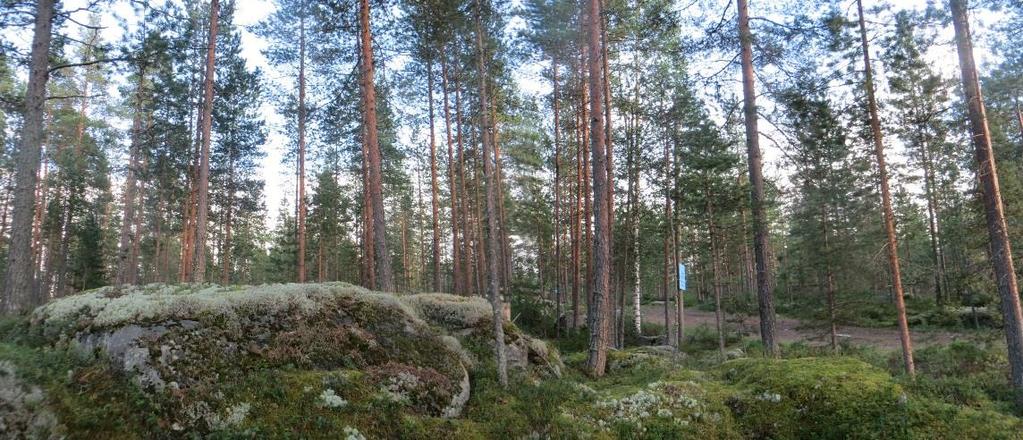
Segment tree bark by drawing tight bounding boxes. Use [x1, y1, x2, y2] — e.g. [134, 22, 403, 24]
[662, 141, 673, 346]
[297, 2, 308, 283]
[190, 0, 220, 283]
[585, 0, 611, 377]
[455, 78, 473, 294]
[707, 192, 725, 358]
[427, 59, 442, 292]
[2, 0, 55, 313]
[475, 0, 508, 387]
[360, 0, 394, 291]
[920, 136, 948, 305]
[441, 53, 462, 295]
[951, 0, 1023, 408]
[117, 63, 147, 286]
[857, 0, 915, 376]
[553, 60, 564, 336]
[572, 98, 582, 330]
[737, 0, 778, 355]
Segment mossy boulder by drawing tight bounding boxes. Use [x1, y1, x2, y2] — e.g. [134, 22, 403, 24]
[17, 283, 559, 436]
[718, 357, 907, 439]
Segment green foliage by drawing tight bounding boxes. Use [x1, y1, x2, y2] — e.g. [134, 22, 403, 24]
[903, 340, 1017, 413]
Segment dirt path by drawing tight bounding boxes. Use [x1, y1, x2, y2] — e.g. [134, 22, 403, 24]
[640, 303, 960, 351]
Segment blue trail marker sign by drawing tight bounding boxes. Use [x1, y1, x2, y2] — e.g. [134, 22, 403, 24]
[677, 264, 687, 291]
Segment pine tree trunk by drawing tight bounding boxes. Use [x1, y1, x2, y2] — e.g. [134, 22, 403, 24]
[662, 141, 673, 346]
[951, 0, 1023, 409]
[920, 136, 948, 305]
[494, 113, 513, 293]
[553, 60, 563, 336]
[441, 53, 462, 295]
[190, 0, 220, 283]
[426, 59, 442, 292]
[455, 80, 473, 294]
[221, 172, 233, 285]
[117, 64, 148, 286]
[360, 0, 394, 291]
[297, 4, 308, 283]
[672, 145, 683, 347]
[737, 0, 778, 355]
[631, 154, 642, 337]
[2, 0, 55, 313]
[822, 206, 838, 352]
[707, 194, 725, 358]
[857, 0, 915, 376]
[585, 0, 611, 377]
[572, 102, 582, 330]
[475, 0, 508, 387]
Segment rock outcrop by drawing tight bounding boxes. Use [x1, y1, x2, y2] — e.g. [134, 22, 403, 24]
[25, 283, 561, 434]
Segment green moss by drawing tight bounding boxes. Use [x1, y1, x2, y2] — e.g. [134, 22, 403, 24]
[718, 357, 908, 439]
[905, 398, 1023, 440]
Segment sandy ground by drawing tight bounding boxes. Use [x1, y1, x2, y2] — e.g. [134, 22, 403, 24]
[639, 303, 961, 350]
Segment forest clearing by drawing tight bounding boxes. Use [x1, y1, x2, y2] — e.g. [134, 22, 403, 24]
[2, 0, 1023, 437]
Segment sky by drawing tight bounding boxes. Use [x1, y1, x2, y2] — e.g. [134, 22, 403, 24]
[6, 0, 1006, 230]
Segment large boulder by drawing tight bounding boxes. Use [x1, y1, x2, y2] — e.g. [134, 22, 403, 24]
[26, 283, 559, 434]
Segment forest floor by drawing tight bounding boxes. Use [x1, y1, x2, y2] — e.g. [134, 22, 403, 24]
[640, 303, 959, 350]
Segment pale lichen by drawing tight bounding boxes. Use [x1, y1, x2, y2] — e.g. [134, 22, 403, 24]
[319, 388, 348, 409]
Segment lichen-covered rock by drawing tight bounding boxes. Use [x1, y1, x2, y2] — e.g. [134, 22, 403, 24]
[24, 283, 562, 435]
[29, 283, 478, 432]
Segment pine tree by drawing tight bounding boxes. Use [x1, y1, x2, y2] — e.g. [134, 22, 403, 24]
[950, 0, 1023, 410]
[1, 0, 56, 313]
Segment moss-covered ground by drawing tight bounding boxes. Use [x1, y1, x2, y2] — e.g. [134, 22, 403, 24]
[2, 285, 1022, 439]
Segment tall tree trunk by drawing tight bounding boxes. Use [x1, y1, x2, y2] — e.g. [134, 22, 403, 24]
[572, 100, 582, 330]
[360, 0, 394, 291]
[920, 136, 948, 305]
[737, 0, 778, 355]
[739, 199, 755, 299]
[221, 172, 234, 285]
[297, 3, 308, 283]
[118, 64, 148, 286]
[631, 149, 642, 337]
[582, 64, 593, 332]
[553, 60, 564, 336]
[707, 194, 725, 358]
[951, 0, 1023, 408]
[31, 145, 47, 287]
[2, 0, 55, 313]
[475, 0, 508, 387]
[662, 141, 673, 346]
[585, 0, 611, 377]
[822, 205, 838, 352]
[672, 145, 683, 347]
[494, 111, 513, 293]
[191, 0, 220, 283]
[427, 58, 442, 292]
[857, 0, 915, 376]
[455, 79, 473, 294]
[441, 53, 462, 295]
[361, 126, 375, 289]
[630, 55, 643, 338]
